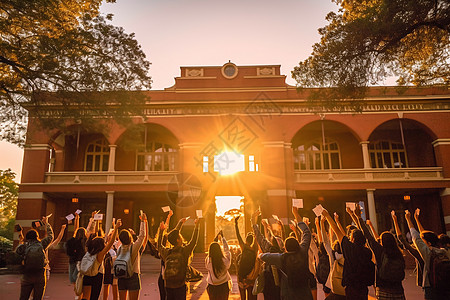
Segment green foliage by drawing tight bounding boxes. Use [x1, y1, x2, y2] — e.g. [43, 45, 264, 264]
[292, 0, 450, 110]
[0, 0, 151, 146]
[0, 169, 18, 240]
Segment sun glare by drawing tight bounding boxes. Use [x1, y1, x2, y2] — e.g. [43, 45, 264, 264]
[214, 151, 245, 175]
[215, 196, 244, 219]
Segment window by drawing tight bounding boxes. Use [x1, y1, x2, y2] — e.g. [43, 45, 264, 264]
[136, 141, 177, 171]
[369, 140, 408, 168]
[294, 138, 341, 170]
[85, 139, 110, 171]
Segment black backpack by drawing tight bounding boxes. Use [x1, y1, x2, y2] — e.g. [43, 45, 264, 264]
[316, 244, 330, 284]
[164, 248, 187, 288]
[237, 247, 256, 280]
[23, 242, 46, 272]
[282, 251, 310, 287]
[429, 249, 450, 290]
[378, 253, 405, 283]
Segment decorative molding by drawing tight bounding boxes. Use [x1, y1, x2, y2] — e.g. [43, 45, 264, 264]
[257, 67, 275, 76]
[18, 192, 47, 200]
[262, 141, 285, 148]
[24, 144, 52, 151]
[267, 189, 296, 197]
[432, 139, 450, 147]
[185, 68, 204, 77]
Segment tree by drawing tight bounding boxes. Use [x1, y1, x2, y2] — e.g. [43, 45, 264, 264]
[0, 0, 152, 146]
[292, 0, 450, 110]
[0, 169, 18, 240]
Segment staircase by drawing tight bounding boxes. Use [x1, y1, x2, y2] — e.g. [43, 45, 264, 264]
[48, 249, 68, 273]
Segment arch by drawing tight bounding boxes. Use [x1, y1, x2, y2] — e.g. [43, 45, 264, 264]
[291, 120, 364, 169]
[115, 123, 180, 171]
[368, 118, 437, 168]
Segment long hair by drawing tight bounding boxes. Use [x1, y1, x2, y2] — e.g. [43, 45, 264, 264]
[380, 232, 403, 259]
[119, 229, 132, 245]
[208, 242, 225, 278]
[86, 237, 106, 255]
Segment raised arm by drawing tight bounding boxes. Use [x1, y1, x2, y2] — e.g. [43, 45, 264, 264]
[185, 218, 200, 255]
[234, 216, 245, 250]
[322, 209, 345, 243]
[393, 210, 422, 260]
[165, 210, 173, 229]
[49, 224, 66, 249]
[251, 209, 271, 252]
[333, 212, 346, 237]
[315, 217, 322, 244]
[97, 219, 121, 262]
[41, 215, 54, 250]
[346, 207, 360, 229]
[366, 219, 379, 240]
[292, 207, 311, 248]
[391, 210, 401, 237]
[414, 208, 425, 233]
[73, 213, 80, 237]
[276, 218, 286, 241]
[134, 213, 148, 251]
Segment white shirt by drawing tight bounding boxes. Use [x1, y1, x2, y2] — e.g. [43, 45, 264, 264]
[205, 237, 232, 285]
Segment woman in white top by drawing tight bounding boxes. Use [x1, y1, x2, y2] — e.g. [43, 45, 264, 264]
[205, 231, 232, 300]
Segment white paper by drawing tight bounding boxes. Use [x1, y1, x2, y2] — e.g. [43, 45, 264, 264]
[94, 213, 103, 220]
[312, 204, 324, 217]
[161, 206, 171, 213]
[262, 218, 269, 224]
[65, 214, 75, 221]
[272, 215, 280, 221]
[196, 210, 203, 218]
[75, 209, 82, 215]
[346, 202, 356, 210]
[292, 198, 303, 208]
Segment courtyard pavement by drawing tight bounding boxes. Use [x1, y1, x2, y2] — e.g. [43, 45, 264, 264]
[0, 255, 424, 299]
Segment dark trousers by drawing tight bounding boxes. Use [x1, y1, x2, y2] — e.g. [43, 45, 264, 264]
[83, 272, 103, 300]
[20, 271, 46, 300]
[345, 285, 368, 300]
[424, 287, 450, 300]
[206, 282, 230, 300]
[165, 284, 187, 300]
[239, 286, 257, 300]
[158, 274, 166, 300]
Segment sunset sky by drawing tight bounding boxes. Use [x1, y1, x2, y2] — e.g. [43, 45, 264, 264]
[1, 0, 340, 181]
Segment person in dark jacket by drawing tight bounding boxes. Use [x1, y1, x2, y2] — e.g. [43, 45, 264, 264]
[16, 215, 54, 300]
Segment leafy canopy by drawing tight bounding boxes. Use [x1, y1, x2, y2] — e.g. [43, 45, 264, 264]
[0, 0, 152, 145]
[292, 0, 450, 110]
[0, 169, 18, 240]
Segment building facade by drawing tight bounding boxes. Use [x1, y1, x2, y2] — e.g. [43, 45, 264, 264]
[16, 62, 450, 250]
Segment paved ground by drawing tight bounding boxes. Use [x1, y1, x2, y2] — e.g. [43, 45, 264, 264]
[0, 256, 424, 299]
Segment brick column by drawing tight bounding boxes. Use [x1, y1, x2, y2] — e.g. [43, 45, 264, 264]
[441, 188, 450, 236]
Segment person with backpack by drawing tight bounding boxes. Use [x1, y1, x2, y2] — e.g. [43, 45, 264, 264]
[157, 216, 201, 300]
[205, 231, 232, 300]
[114, 211, 148, 300]
[251, 209, 282, 300]
[234, 215, 258, 300]
[15, 215, 53, 300]
[319, 215, 346, 300]
[314, 217, 331, 297]
[259, 206, 313, 300]
[321, 207, 375, 300]
[102, 228, 118, 300]
[347, 207, 406, 299]
[405, 209, 450, 299]
[80, 219, 122, 300]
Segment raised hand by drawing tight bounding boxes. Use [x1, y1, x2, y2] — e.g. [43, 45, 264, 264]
[404, 210, 411, 219]
[114, 219, 122, 229]
[414, 208, 420, 218]
[334, 212, 339, 222]
[292, 206, 301, 221]
[42, 215, 48, 225]
[391, 210, 397, 221]
[354, 204, 362, 218]
[168, 210, 174, 217]
[302, 217, 310, 226]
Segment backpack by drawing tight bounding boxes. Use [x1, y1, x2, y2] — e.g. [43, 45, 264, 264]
[237, 247, 257, 280]
[80, 252, 100, 276]
[281, 251, 310, 287]
[429, 249, 450, 290]
[113, 245, 133, 278]
[358, 255, 375, 286]
[331, 259, 345, 296]
[316, 244, 330, 284]
[164, 248, 187, 288]
[23, 241, 46, 272]
[378, 253, 405, 283]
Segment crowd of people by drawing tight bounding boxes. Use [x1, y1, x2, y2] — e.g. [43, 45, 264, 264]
[14, 204, 450, 300]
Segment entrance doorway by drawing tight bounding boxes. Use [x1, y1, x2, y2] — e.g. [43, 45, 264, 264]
[214, 196, 245, 247]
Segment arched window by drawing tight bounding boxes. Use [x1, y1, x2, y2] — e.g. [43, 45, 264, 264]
[294, 138, 341, 170]
[136, 141, 177, 171]
[369, 140, 408, 168]
[85, 139, 110, 171]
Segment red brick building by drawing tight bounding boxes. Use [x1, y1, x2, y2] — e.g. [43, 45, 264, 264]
[15, 62, 450, 249]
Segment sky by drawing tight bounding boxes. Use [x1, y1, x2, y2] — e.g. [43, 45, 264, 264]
[0, 0, 339, 182]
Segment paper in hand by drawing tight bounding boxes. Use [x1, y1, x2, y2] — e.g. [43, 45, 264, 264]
[346, 202, 356, 210]
[290, 220, 297, 227]
[94, 213, 103, 220]
[272, 215, 280, 221]
[75, 209, 82, 215]
[161, 206, 171, 213]
[65, 214, 75, 221]
[292, 198, 303, 208]
[196, 210, 203, 218]
[312, 204, 324, 217]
